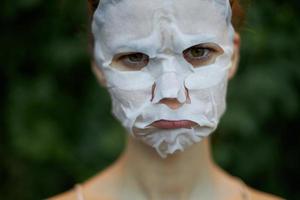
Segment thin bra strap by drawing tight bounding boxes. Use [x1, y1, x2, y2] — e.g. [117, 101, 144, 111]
[237, 178, 252, 200]
[75, 184, 85, 200]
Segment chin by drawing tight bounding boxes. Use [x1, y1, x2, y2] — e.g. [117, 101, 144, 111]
[132, 126, 213, 158]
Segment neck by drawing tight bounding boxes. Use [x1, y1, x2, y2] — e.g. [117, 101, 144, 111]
[118, 136, 218, 200]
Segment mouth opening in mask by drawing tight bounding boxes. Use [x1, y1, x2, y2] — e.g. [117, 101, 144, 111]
[150, 119, 198, 129]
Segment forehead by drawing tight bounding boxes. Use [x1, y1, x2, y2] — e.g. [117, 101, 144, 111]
[93, 0, 229, 48]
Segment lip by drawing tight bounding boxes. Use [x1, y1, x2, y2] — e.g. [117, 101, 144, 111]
[150, 120, 198, 129]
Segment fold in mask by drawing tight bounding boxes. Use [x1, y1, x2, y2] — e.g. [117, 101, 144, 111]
[92, 0, 235, 158]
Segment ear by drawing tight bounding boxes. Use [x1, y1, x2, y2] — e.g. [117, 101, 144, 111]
[92, 61, 107, 87]
[228, 32, 241, 79]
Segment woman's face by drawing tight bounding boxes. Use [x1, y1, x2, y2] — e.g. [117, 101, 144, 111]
[92, 0, 239, 158]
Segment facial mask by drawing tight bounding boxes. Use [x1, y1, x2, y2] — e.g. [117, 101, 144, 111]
[92, 0, 235, 158]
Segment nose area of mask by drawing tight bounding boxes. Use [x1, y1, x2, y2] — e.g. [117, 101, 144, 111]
[150, 55, 189, 105]
[151, 71, 186, 104]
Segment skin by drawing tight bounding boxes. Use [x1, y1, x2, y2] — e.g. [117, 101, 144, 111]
[49, 33, 284, 200]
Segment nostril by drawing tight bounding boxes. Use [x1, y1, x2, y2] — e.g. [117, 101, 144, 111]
[185, 87, 191, 104]
[159, 98, 183, 110]
[151, 83, 156, 102]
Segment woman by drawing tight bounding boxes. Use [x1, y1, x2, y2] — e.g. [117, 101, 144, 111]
[51, 0, 284, 199]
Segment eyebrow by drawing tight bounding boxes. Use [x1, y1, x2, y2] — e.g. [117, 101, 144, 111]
[111, 37, 159, 56]
[111, 32, 220, 56]
[178, 33, 220, 48]
[114, 44, 151, 54]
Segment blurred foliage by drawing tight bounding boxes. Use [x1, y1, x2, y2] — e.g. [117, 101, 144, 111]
[0, 0, 299, 199]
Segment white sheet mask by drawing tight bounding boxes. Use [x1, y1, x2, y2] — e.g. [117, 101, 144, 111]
[92, 0, 235, 158]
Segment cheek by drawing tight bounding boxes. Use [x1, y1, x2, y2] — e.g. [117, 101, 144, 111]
[185, 67, 229, 90]
[102, 68, 154, 90]
[186, 72, 229, 118]
[188, 90, 212, 115]
[109, 87, 153, 109]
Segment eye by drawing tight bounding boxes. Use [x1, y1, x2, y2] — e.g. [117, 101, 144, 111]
[112, 52, 149, 71]
[183, 43, 224, 67]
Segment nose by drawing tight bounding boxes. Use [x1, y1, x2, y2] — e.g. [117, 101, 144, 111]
[151, 72, 186, 103]
[151, 84, 190, 110]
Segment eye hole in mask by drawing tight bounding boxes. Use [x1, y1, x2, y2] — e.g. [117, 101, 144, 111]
[183, 43, 224, 67]
[112, 52, 150, 71]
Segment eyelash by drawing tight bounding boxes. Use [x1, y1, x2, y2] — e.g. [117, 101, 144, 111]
[115, 53, 149, 70]
[184, 47, 213, 59]
[183, 45, 223, 67]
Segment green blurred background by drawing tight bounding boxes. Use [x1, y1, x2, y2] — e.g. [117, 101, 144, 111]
[0, 0, 299, 199]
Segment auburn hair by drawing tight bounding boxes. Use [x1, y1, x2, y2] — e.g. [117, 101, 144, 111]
[87, 0, 245, 30]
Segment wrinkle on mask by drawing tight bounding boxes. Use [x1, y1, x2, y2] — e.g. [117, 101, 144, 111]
[92, 0, 235, 158]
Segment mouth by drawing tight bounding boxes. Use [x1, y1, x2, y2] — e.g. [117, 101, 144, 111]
[150, 120, 198, 129]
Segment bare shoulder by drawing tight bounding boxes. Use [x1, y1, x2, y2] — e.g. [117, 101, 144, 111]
[48, 183, 117, 200]
[48, 164, 122, 200]
[47, 187, 79, 200]
[47, 190, 115, 200]
[248, 187, 285, 200]
[214, 166, 285, 200]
